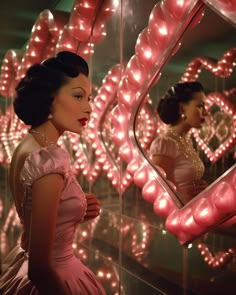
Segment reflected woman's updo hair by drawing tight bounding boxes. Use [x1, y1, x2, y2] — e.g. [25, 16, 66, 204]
[157, 81, 204, 125]
[14, 51, 89, 128]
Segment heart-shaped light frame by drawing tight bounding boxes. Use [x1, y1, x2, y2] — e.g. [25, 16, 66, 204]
[192, 91, 236, 162]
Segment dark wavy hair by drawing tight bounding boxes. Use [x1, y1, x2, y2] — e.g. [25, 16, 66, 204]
[157, 81, 204, 125]
[14, 51, 89, 128]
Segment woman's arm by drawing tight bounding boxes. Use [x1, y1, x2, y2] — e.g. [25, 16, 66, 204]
[28, 173, 70, 295]
[151, 154, 174, 181]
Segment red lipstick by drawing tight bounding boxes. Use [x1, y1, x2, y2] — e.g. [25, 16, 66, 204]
[78, 118, 88, 126]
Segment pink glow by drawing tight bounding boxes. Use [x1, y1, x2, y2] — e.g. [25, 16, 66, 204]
[191, 91, 236, 162]
[0, 0, 235, 248]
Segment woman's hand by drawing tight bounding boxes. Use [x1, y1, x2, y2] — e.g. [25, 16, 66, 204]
[82, 193, 101, 222]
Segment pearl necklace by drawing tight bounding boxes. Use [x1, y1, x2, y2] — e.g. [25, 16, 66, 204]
[168, 128, 203, 179]
[29, 129, 56, 147]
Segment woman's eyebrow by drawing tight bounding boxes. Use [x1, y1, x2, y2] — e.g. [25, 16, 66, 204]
[71, 86, 85, 91]
[71, 86, 91, 97]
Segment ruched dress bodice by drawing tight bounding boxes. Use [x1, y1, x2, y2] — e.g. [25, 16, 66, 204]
[19, 146, 87, 259]
[0, 146, 105, 295]
[149, 136, 205, 203]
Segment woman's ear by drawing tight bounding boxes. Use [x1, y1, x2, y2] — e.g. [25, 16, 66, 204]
[179, 102, 185, 114]
[179, 103, 187, 120]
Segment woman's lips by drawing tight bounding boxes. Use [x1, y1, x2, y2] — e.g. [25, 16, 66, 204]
[78, 118, 88, 126]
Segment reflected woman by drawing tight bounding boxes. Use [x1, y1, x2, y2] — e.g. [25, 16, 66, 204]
[149, 81, 208, 204]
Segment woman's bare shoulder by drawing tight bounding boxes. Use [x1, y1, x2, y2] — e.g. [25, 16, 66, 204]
[9, 134, 41, 189]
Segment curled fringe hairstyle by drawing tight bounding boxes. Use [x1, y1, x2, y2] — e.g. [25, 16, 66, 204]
[14, 51, 89, 128]
[157, 81, 204, 125]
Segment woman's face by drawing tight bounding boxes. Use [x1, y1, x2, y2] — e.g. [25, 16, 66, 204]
[50, 73, 92, 134]
[182, 91, 207, 129]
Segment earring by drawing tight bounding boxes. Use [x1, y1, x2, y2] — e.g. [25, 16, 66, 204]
[48, 113, 53, 119]
[181, 113, 186, 120]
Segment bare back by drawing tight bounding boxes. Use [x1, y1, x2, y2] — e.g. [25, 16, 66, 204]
[9, 133, 41, 248]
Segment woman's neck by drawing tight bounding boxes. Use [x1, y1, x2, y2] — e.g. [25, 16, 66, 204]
[169, 124, 191, 137]
[30, 121, 61, 146]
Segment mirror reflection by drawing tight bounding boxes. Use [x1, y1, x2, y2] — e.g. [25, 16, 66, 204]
[149, 81, 208, 205]
[139, 8, 235, 210]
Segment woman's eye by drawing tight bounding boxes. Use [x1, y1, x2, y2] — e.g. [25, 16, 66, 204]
[74, 94, 83, 99]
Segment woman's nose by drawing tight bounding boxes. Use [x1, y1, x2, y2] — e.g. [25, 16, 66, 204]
[203, 108, 207, 116]
[86, 101, 92, 114]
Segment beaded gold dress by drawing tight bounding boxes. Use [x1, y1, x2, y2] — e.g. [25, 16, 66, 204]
[149, 132, 205, 204]
[0, 145, 106, 295]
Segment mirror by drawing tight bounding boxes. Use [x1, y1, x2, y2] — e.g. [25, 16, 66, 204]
[141, 6, 236, 236]
[116, 1, 236, 243]
[138, 6, 235, 192]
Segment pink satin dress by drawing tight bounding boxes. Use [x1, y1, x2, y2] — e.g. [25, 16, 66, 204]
[0, 146, 106, 295]
[149, 136, 205, 204]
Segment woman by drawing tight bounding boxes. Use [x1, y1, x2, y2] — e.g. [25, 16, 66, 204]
[0, 51, 106, 294]
[149, 81, 208, 205]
